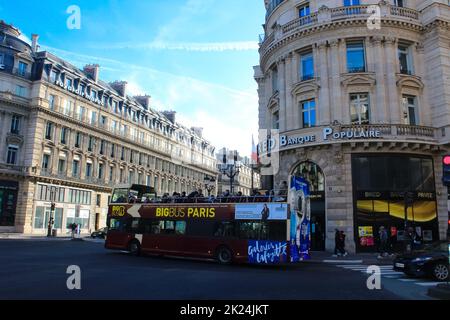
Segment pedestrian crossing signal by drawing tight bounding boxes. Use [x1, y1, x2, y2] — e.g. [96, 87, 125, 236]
[442, 156, 450, 186]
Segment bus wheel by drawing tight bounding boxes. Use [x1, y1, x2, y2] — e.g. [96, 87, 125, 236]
[216, 246, 232, 265]
[128, 240, 141, 257]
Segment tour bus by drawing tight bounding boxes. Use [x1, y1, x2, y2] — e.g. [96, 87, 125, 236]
[105, 184, 293, 264]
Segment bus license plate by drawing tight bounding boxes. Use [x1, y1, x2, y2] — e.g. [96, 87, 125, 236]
[395, 263, 405, 269]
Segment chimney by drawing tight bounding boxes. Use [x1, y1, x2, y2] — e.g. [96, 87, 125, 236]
[162, 111, 177, 124]
[134, 95, 151, 109]
[83, 64, 100, 83]
[31, 34, 39, 53]
[191, 127, 203, 138]
[109, 81, 128, 98]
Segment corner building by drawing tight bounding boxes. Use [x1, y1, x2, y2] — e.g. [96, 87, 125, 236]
[0, 21, 217, 235]
[255, 0, 450, 253]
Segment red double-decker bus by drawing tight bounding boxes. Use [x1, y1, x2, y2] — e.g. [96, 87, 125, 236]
[105, 184, 291, 264]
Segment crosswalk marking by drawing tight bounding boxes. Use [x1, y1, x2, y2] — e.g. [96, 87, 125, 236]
[334, 263, 440, 287]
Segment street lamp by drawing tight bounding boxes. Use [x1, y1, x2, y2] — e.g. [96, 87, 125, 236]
[204, 175, 216, 197]
[47, 186, 57, 237]
[220, 151, 241, 195]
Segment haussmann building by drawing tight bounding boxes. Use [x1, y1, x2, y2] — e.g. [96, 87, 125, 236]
[0, 21, 217, 235]
[255, 0, 450, 253]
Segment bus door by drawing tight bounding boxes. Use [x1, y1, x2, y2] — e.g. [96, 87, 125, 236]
[145, 220, 186, 254]
[107, 217, 132, 248]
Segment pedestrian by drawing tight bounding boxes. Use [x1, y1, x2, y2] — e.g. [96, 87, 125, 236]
[76, 223, 81, 237]
[338, 231, 348, 257]
[70, 222, 76, 239]
[333, 229, 340, 257]
[378, 226, 388, 258]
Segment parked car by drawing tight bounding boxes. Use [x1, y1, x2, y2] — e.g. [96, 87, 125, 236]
[393, 241, 449, 282]
[91, 227, 108, 239]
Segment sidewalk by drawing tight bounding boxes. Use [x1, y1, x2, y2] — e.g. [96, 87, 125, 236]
[0, 233, 89, 241]
[307, 251, 396, 265]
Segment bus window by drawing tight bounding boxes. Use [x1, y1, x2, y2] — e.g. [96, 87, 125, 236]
[159, 221, 175, 235]
[175, 221, 186, 235]
[238, 222, 269, 240]
[108, 218, 130, 232]
[111, 188, 128, 203]
[131, 218, 143, 234]
[214, 222, 236, 238]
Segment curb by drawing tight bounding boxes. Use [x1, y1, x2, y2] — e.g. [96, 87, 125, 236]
[428, 284, 450, 300]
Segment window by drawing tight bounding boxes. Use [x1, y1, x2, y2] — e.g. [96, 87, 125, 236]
[62, 100, 73, 116]
[10, 115, 20, 134]
[15, 85, 27, 97]
[50, 70, 58, 83]
[58, 158, 66, 174]
[272, 111, 279, 129]
[402, 95, 419, 125]
[100, 115, 107, 127]
[86, 163, 92, 178]
[344, 0, 360, 5]
[96, 194, 101, 207]
[394, 0, 404, 7]
[72, 160, 80, 177]
[111, 120, 118, 133]
[350, 93, 370, 125]
[42, 154, 51, 170]
[100, 140, 105, 155]
[60, 127, 68, 145]
[66, 78, 73, 89]
[91, 89, 97, 99]
[6, 146, 18, 164]
[299, 4, 310, 17]
[272, 67, 278, 94]
[79, 83, 85, 94]
[45, 122, 54, 140]
[300, 52, 314, 81]
[398, 44, 413, 75]
[110, 144, 115, 158]
[113, 101, 119, 114]
[49, 95, 56, 111]
[75, 132, 82, 148]
[18, 62, 27, 77]
[301, 99, 316, 128]
[77, 106, 86, 121]
[121, 147, 125, 161]
[98, 163, 104, 179]
[347, 41, 366, 73]
[109, 166, 114, 182]
[88, 136, 95, 152]
[90, 111, 97, 125]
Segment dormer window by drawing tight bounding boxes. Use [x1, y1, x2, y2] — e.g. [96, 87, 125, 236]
[50, 70, 58, 83]
[299, 3, 310, 17]
[91, 89, 97, 99]
[66, 78, 73, 89]
[18, 61, 27, 77]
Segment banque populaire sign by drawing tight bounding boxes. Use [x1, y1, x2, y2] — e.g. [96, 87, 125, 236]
[258, 127, 383, 155]
[280, 127, 382, 148]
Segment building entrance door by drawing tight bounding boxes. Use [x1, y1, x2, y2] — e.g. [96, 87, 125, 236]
[310, 192, 326, 251]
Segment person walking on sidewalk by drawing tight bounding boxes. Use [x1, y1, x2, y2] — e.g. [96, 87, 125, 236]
[338, 231, 348, 257]
[70, 223, 76, 239]
[378, 226, 388, 259]
[333, 229, 340, 257]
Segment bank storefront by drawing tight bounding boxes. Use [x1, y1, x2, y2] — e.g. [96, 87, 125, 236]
[32, 183, 95, 235]
[263, 125, 447, 253]
[352, 154, 439, 252]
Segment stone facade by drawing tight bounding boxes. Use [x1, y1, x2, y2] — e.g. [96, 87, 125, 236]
[0, 21, 217, 235]
[255, 1, 450, 252]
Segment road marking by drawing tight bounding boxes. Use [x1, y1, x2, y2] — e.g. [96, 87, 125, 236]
[398, 279, 417, 282]
[384, 275, 403, 279]
[415, 282, 441, 287]
[323, 260, 363, 264]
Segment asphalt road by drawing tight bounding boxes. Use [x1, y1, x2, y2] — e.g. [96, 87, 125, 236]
[0, 239, 422, 300]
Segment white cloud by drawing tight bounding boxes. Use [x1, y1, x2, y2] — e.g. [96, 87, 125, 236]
[88, 41, 259, 52]
[41, 45, 259, 156]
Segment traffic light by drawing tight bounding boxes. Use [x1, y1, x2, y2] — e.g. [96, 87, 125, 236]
[443, 156, 450, 186]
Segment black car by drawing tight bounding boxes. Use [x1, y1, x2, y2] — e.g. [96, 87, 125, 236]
[91, 227, 108, 239]
[393, 242, 449, 281]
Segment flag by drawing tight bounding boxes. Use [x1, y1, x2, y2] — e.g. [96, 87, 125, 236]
[251, 135, 258, 165]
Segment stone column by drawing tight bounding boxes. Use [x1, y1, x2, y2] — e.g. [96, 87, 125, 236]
[329, 39, 342, 123]
[415, 43, 428, 126]
[316, 41, 331, 125]
[285, 53, 294, 131]
[371, 36, 388, 123]
[278, 57, 286, 132]
[385, 36, 401, 123]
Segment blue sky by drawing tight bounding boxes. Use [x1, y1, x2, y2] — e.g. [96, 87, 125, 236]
[0, 0, 265, 156]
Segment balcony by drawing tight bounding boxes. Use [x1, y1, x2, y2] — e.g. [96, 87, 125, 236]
[260, 4, 421, 59]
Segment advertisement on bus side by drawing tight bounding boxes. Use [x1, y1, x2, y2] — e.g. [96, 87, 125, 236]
[248, 240, 288, 264]
[234, 203, 288, 221]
